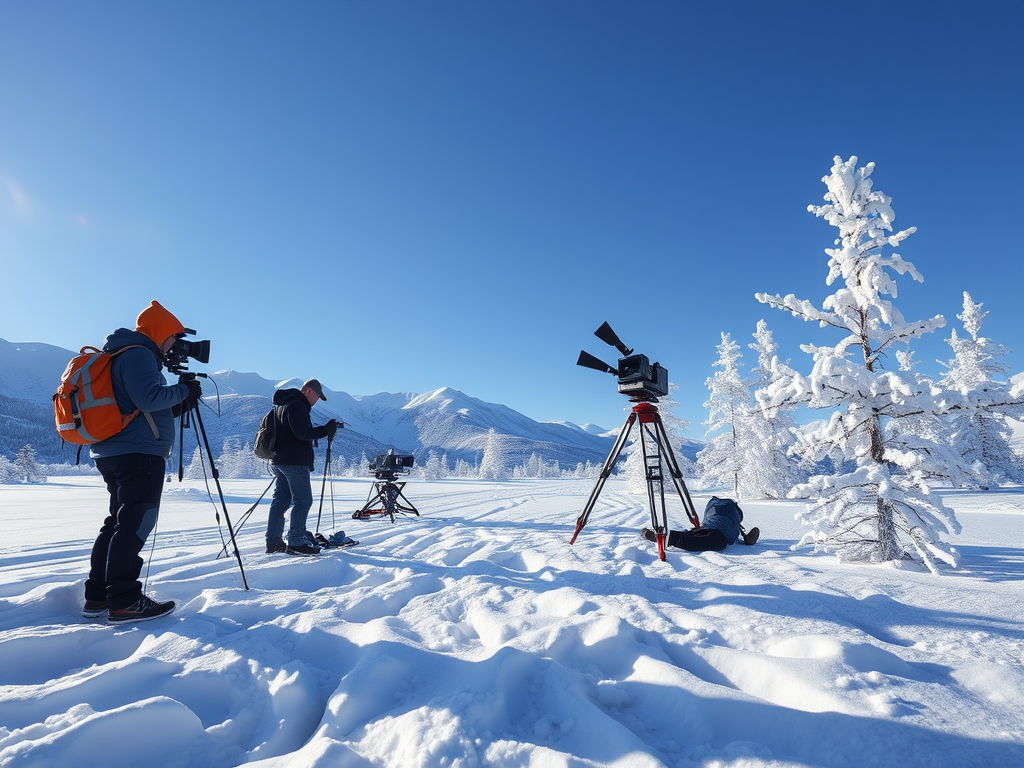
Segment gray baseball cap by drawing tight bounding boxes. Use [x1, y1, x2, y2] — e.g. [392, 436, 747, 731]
[303, 379, 327, 401]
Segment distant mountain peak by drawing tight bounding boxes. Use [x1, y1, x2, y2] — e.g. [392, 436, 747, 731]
[0, 340, 625, 466]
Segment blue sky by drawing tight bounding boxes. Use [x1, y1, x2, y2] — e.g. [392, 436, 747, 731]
[1, 1, 1021, 436]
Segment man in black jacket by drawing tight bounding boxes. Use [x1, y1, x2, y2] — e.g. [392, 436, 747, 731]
[265, 379, 340, 556]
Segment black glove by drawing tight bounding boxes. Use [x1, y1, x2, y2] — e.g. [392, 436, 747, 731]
[183, 378, 203, 402]
[326, 419, 340, 439]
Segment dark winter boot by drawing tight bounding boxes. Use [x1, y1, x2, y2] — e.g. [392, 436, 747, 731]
[108, 595, 175, 624]
[82, 600, 108, 619]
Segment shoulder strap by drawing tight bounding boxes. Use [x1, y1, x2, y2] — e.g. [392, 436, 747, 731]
[108, 343, 162, 437]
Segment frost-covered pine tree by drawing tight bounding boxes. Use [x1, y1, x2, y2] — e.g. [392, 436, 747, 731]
[423, 451, 449, 481]
[15, 445, 46, 483]
[697, 334, 759, 497]
[329, 453, 349, 478]
[756, 155, 964, 572]
[479, 428, 509, 480]
[939, 292, 1024, 485]
[621, 427, 650, 494]
[184, 446, 206, 480]
[0, 455, 17, 484]
[658, 383, 695, 478]
[747, 320, 802, 497]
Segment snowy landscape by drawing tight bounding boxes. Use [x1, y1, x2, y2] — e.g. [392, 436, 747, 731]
[2, 154, 1024, 767]
[1, 475, 1022, 768]
[3, 0, 1023, 763]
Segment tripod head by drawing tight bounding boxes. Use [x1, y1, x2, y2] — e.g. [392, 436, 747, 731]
[577, 322, 669, 402]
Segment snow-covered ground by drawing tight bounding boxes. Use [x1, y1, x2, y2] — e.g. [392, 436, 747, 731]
[1, 476, 1022, 768]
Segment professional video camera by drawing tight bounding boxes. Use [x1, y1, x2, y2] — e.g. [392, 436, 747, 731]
[369, 449, 415, 480]
[576, 322, 668, 401]
[164, 328, 211, 376]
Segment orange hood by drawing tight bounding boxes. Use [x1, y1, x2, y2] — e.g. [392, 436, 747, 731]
[135, 300, 186, 346]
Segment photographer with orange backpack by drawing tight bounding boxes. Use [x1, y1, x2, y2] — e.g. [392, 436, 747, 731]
[79, 301, 201, 624]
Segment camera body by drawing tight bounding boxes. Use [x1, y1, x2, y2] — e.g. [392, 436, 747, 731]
[164, 328, 211, 375]
[577, 322, 669, 402]
[617, 353, 668, 400]
[369, 450, 415, 480]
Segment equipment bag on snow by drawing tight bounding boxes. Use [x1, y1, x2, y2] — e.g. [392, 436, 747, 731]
[253, 406, 279, 460]
[53, 345, 145, 445]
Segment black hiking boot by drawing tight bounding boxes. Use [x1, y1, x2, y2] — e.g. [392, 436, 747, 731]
[743, 527, 760, 545]
[107, 595, 175, 625]
[285, 543, 321, 556]
[266, 542, 287, 554]
[82, 600, 108, 619]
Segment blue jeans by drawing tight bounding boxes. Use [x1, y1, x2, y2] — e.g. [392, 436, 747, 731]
[267, 464, 314, 547]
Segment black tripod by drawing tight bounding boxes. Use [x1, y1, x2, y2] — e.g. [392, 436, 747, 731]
[177, 378, 249, 589]
[570, 400, 699, 561]
[314, 433, 339, 534]
[352, 471, 419, 524]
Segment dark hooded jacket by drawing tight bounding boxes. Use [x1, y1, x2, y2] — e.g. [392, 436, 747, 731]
[89, 328, 190, 459]
[271, 388, 331, 470]
[700, 497, 744, 544]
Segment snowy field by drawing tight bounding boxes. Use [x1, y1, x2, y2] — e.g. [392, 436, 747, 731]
[1, 476, 1022, 768]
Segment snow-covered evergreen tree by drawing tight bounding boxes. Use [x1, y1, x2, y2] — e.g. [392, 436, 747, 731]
[0, 455, 19, 483]
[747, 320, 802, 497]
[658, 383, 695, 478]
[184, 446, 206, 480]
[621, 429, 649, 494]
[697, 334, 757, 496]
[219, 437, 266, 478]
[15, 444, 46, 483]
[329, 453, 349, 478]
[756, 155, 964, 572]
[479, 428, 509, 480]
[939, 292, 1024, 485]
[423, 451, 449, 481]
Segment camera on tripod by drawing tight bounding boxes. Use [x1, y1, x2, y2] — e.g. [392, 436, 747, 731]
[369, 449, 415, 480]
[577, 321, 668, 401]
[164, 328, 211, 375]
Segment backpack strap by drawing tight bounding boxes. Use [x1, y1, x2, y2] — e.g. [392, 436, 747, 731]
[111, 344, 166, 438]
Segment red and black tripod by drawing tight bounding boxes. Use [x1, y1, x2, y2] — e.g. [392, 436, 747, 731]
[570, 400, 700, 561]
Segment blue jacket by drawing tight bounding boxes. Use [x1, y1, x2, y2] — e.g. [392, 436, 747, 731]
[701, 497, 744, 544]
[89, 328, 190, 459]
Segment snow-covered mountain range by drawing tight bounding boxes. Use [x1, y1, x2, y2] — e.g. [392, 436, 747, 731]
[1, 338, 706, 468]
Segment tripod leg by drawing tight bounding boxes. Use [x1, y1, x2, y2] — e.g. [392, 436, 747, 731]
[653, 415, 700, 528]
[639, 422, 668, 562]
[394, 484, 420, 516]
[190, 404, 249, 590]
[384, 484, 398, 524]
[571, 412, 636, 544]
[353, 482, 385, 518]
[217, 476, 275, 559]
[316, 438, 331, 534]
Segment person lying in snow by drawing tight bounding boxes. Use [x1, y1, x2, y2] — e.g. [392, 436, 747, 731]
[642, 496, 759, 551]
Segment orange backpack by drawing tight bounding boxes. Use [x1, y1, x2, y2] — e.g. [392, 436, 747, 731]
[53, 345, 145, 444]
